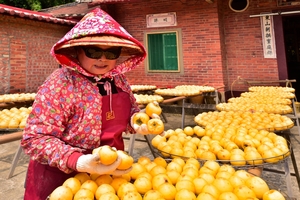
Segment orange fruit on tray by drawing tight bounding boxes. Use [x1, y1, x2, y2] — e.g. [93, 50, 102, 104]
[95, 183, 115, 200]
[73, 188, 94, 200]
[49, 185, 73, 200]
[62, 177, 81, 195]
[145, 101, 162, 116]
[74, 172, 91, 185]
[80, 179, 98, 194]
[93, 145, 118, 165]
[117, 150, 134, 170]
[147, 118, 164, 135]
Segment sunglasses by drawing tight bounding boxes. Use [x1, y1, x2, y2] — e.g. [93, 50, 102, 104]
[81, 46, 122, 60]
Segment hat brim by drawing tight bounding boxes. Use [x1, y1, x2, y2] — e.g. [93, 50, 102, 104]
[55, 35, 144, 56]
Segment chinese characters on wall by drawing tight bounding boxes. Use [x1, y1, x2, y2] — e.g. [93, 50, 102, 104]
[261, 15, 276, 58]
[146, 12, 177, 28]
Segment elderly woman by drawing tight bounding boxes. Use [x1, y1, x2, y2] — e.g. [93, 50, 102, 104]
[21, 8, 147, 199]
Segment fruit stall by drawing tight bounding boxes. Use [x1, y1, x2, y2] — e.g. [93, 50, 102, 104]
[45, 82, 299, 199]
[1, 83, 299, 199]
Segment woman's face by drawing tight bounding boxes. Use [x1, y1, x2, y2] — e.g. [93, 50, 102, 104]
[77, 45, 120, 75]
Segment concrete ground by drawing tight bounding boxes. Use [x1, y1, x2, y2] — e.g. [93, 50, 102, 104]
[0, 112, 299, 200]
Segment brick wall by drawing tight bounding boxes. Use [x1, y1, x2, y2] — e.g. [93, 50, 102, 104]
[108, 0, 300, 93]
[2, 1, 300, 95]
[0, 15, 71, 94]
[110, 0, 225, 89]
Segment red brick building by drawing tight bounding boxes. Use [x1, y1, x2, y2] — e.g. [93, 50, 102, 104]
[1, 0, 300, 100]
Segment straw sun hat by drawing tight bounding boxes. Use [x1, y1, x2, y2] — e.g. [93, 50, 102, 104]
[56, 35, 144, 56]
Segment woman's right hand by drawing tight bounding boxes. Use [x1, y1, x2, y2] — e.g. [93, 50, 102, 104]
[76, 152, 131, 176]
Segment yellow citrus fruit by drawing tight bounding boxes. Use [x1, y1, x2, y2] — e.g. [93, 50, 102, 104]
[218, 192, 238, 200]
[117, 182, 137, 199]
[166, 170, 181, 185]
[199, 151, 217, 161]
[73, 188, 94, 200]
[157, 182, 177, 200]
[80, 179, 98, 194]
[175, 189, 197, 200]
[233, 185, 256, 200]
[175, 180, 195, 193]
[133, 176, 152, 195]
[96, 145, 118, 165]
[233, 170, 253, 181]
[194, 126, 206, 137]
[152, 174, 172, 190]
[129, 163, 147, 180]
[199, 166, 216, 176]
[137, 156, 152, 166]
[151, 135, 166, 148]
[143, 190, 164, 200]
[166, 161, 183, 173]
[74, 172, 91, 184]
[153, 157, 168, 168]
[198, 173, 215, 184]
[181, 167, 199, 179]
[145, 101, 162, 116]
[245, 176, 269, 199]
[95, 183, 115, 200]
[117, 150, 134, 170]
[62, 177, 81, 195]
[49, 185, 73, 200]
[90, 173, 100, 181]
[98, 192, 119, 200]
[122, 191, 143, 200]
[213, 177, 234, 193]
[95, 174, 113, 186]
[215, 171, 233, 180]
[196, 192, 216, 200]
[193, 177, 208, 195]
[149, 165, 167, 177]
[144, 162, 157, 172]
[186, 158, 201, 169]
[202, 184, 221, 199]
[110, 177, 128, 192]
[172, 157, 186, 167]
[122, 173, 132, 182]
[136, 171, 152, 180]
[184, 126, 195, 136]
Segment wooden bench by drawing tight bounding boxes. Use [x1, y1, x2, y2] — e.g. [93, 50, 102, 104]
[0, 131, 23, 144]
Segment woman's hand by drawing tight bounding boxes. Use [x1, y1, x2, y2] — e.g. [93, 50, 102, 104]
[76, 152, 131, 176]
[130, 109, 161, 135]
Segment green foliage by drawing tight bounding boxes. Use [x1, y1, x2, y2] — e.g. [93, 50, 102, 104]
[0, 0, 75, 10]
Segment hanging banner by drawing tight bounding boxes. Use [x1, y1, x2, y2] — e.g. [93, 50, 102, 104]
[260, 15, 276, 58]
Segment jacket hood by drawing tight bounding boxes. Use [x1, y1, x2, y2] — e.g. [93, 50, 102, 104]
[50, 8, 146, 79]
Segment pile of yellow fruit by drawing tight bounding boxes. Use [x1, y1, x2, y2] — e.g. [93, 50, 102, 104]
[133, 94, 164, 104]
[0, 107, 31, 129]
[216, 86, 296, 114]
[175, 85, 215, 93]
[0, 93, 36, 103]
[152, 125, 290, 166]
[216, 102, 293, 114]
[49, 156, 286, 200]
[194, 110, 294, 131]
[227, 96, 292, 105]
[131, 85, 157, 92]
[248, 86, 295, 93]
[154, 85, 215, 97]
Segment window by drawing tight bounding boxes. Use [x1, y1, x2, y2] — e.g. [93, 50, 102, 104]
[145, 29, 183, 73]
